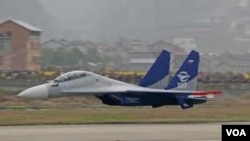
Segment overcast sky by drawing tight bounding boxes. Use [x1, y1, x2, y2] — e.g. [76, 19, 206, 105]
[36, 0, 250, 53]
[38, 0, 205, 40]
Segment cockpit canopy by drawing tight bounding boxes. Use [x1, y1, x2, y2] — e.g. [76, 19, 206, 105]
[54, 71, 86, 83]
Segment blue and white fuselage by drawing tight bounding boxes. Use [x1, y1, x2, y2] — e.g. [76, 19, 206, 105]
[18, 50, 221, 109]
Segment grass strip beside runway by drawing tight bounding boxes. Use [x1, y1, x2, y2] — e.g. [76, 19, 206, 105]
[0, 102, 249, 125]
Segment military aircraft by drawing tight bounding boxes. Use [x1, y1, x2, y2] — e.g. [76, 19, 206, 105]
[17, 50, 221, 109]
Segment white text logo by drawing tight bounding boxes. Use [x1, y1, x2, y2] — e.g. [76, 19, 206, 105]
[177, 71, 190, 88]
[226, 129, 246, 136]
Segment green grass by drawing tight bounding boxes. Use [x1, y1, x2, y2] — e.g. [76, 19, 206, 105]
[0, 89, 250, 125]
[0, 102, 250, 126]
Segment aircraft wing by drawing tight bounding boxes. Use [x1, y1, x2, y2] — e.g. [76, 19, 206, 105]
[61, 86, 135, 95]
[61, 86, 222, 96]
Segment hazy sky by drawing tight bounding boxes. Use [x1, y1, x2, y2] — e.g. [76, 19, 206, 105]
[38, 0, 108, 40]
[38, 0, 203, 40]
[39, 0, 104, 20]
[36, 0, 250, 53]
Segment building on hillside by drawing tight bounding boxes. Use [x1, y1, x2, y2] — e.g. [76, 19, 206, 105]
[202, 52, 250, 73]
[127, 51, 160, 72]
[126, 40, 187, 72]
[42, 39, 67, 50]
[0, 19, 42, 71]
[149, 40, 188, 71]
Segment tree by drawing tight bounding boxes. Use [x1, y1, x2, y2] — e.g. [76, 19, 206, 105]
[85, 47, 101, 63]
[41, 48, 84, 69]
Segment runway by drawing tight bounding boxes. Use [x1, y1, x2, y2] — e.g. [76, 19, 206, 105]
[0, 123, 241, 141]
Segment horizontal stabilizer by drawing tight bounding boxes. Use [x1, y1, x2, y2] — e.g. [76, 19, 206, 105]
[191, 91, 222, 95]
[176, 97, 194, 109]
[176, 93, 208, 109]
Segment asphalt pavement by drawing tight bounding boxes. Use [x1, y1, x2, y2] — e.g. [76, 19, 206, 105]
[0, 123, 232, 141]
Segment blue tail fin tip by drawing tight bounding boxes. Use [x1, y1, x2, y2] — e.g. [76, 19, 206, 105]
[139, 50, 170, 87]
[166, 50, 200, 90]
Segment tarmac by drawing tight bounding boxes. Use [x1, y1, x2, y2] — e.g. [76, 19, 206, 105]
[0, 123, 236, 141]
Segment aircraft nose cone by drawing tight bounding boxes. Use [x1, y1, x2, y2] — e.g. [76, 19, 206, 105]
[18, 84, 49, 99]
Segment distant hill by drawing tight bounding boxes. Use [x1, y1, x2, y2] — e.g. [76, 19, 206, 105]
[38, 0, 250, 53]
[2, 0, 250, 53]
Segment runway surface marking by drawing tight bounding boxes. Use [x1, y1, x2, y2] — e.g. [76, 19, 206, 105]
[0, 122, 248, 141]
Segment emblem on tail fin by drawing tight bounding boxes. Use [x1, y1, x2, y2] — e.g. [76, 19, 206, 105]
[177, 71, 190, 88]
[177, 71, 190, 83]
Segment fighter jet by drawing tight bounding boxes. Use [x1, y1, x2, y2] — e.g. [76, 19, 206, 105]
[17, 50, 221, 109]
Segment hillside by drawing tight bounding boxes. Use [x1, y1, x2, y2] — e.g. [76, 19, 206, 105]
[39, 0, 250, 53]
